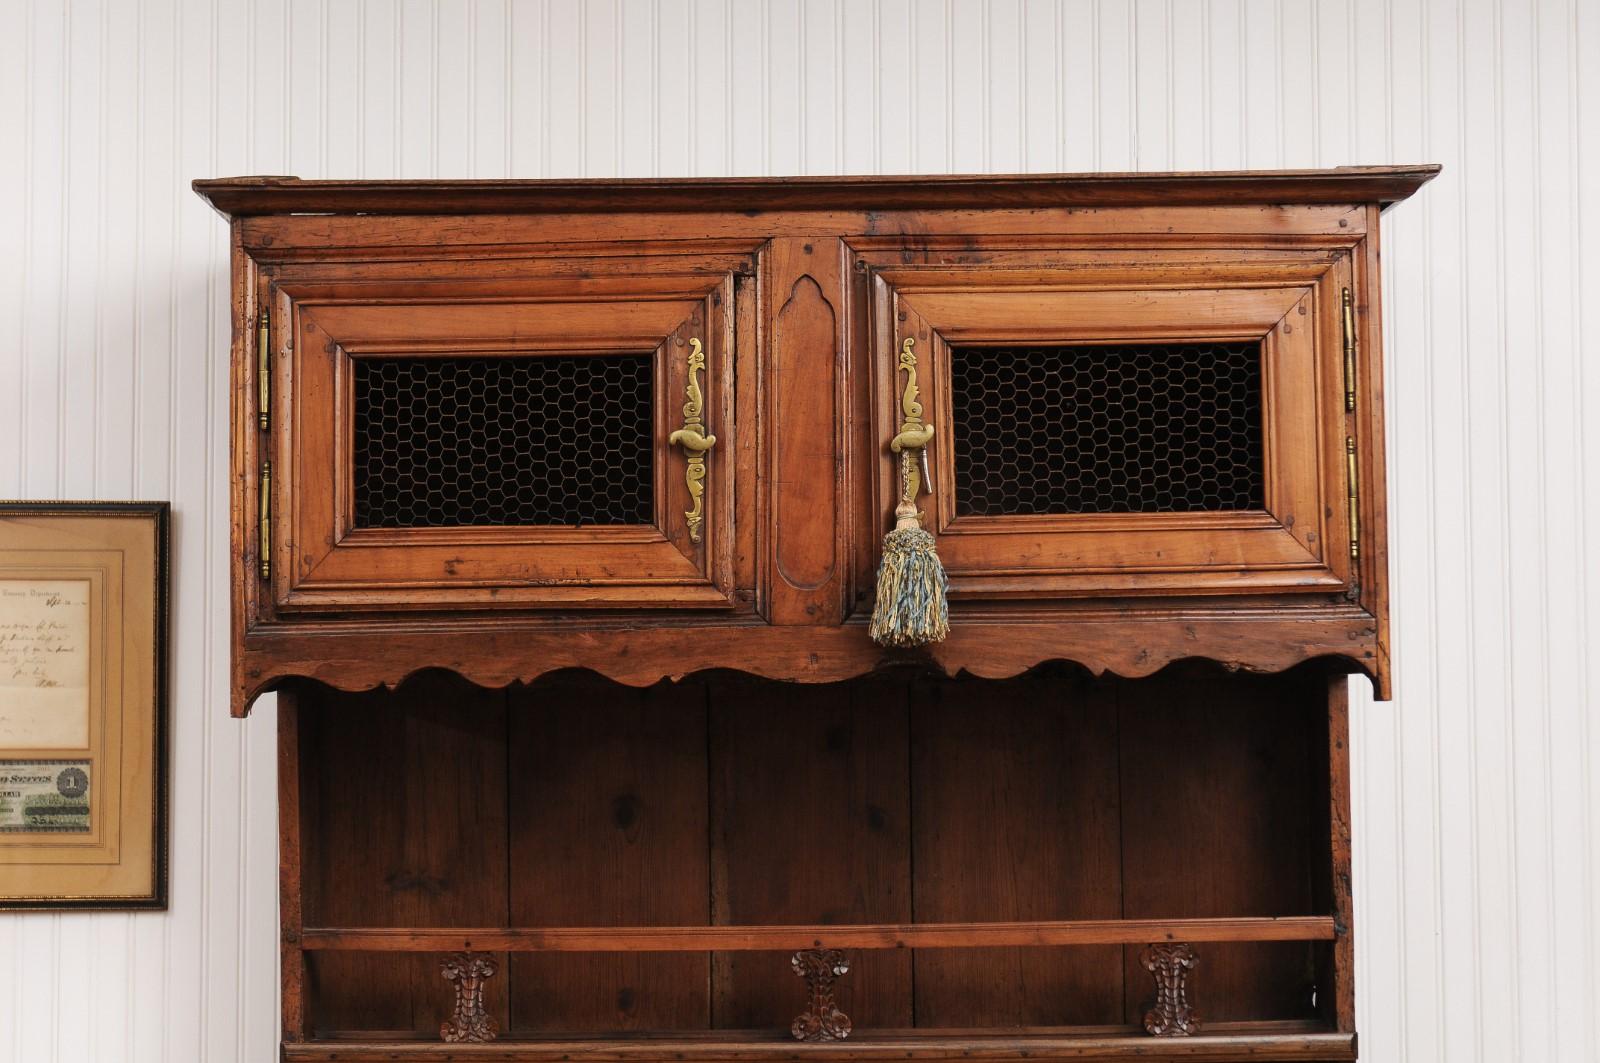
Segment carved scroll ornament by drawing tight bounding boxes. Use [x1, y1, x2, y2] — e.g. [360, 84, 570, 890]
[791, 948, 852, 1042]
[440, 951, 498, 1043]
[1141, 942, 1200, 1037]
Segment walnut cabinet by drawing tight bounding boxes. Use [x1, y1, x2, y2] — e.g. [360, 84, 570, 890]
[195, 166, 1435, 1063]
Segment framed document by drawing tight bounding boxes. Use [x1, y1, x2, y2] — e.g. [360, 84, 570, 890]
[0, 501, 168, 909]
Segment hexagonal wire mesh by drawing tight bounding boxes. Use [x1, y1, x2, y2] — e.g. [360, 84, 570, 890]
[950, 342, 1264, 516]
[352, 354, 654, 528]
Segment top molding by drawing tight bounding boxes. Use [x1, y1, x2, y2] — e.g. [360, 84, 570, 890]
[193, 165, 1439, 219]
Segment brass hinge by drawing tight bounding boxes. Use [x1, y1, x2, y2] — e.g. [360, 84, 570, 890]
[1345, 437, 1360, 561]
[257, 305, 271, 431]
[1341, 287, 1357, 412]
[259, 460, 272, 581]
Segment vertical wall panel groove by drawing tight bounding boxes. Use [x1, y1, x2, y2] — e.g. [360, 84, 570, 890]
[0, 2, 1595, 1060]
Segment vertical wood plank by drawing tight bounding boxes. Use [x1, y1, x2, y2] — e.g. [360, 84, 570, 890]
[765, 0, 802, 175]
[468, 0, 509, 178]
[277, 690, 307, 1043]
[286, 0, 324, 177]
[543, 0, 581, 177]
[709, 677, 912, 1032]
[1118, 671, 1319, 1024]
[397, 0, 435, 177]
[1532, 4, 1594, 1061]
[429, 0, 471, 177]
[1498, 2, 1558, 1058]
[839, 0, 877, 173]
[800, 0, 840, 174]
[1459, 0, 1517, 1055]
[909, 674, 1124, 1026]
[909, 0, 950, 172]
[1133, 0, 1172, 170]
[1241, 0, 1281, 167]
[691, 0, 732, 176]
[1094, 0, 1135, 169]
[1204, 0, 1245, 169]
[299, 674, 509, 1037]
[1326, 676, 1355, 1032]
[506, 0, 544, 179]
[579, 0, 619, 177]
[1276, 0, 1315, 166]
[1057, 0, 1098, 170]
[872, 0, 913, 173]
[727, 0, 765, 175]
[764, 237, 848, 625]
[323, 0, 361, 177]
[359, 0, 399, 176]
[1020, 0, 1059, 171]
[506, 677, 710, 1033]
[1167, 0, 1206, 171]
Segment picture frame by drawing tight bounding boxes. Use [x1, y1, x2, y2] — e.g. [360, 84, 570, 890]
[0, 501, 169, 909]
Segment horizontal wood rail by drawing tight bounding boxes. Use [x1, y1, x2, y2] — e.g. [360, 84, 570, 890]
[298, 916, 1336, 953]
[282, 1026, 1356, 1061]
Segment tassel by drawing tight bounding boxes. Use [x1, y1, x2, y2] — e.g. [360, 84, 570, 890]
[870, 496, 949, 649]
[871, 337, 949, 648]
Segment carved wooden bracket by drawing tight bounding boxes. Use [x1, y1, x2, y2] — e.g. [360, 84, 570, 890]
[790, 948, 852, 1042]
[440, 951, 498, 1043]
[1141, 942, 1200, 1037]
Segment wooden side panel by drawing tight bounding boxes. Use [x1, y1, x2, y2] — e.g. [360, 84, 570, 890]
[764, 237, 849, 624]
[1356, 218, 1392, 697]
[279, 688, 308, 1044]
[909, 674, 1124, 1027]
[507, 677, 711, 1032]
[708, 677, 912, 1030]
[1117, 671, 1319, 1025]
[1325, 676, 1355, 1030]
[300, 673, 510, 1037]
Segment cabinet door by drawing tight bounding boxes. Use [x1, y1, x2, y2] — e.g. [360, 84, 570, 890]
[264, 266, 739, 613]
[862, 246, 1356, 601]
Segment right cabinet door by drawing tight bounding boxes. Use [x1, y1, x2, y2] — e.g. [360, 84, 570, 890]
[864, 246, 1358, 602]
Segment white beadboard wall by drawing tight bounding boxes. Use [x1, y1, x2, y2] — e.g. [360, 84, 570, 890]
[1, 1, 1596, 1060]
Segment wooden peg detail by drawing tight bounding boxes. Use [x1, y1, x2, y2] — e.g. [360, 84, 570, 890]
[1141, 942, 1200, 1037]
[790, 948, 852, 1042]
[440, 952, 498, 1043]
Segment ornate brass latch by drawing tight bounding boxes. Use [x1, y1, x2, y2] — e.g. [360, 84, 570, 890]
[889, 337, 935, 512]
[668, 338, 717, 543]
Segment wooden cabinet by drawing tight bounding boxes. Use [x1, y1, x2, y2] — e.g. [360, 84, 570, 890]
[867, 245, 1358, 600]
[264, 248, 748, 613]
[195, 166, 1435, 1063]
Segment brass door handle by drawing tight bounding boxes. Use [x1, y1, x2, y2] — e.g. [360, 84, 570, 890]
[889, 337, 934, 510]
[668, 338, 716, 543]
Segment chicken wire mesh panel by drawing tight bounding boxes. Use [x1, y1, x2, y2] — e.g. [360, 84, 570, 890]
[950, 342, 1265, 516]
[352, 354, 655, 528]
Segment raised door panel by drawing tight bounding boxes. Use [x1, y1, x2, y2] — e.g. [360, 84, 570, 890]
[262, 261, 742, 614]
[859, 244, 1356, 602]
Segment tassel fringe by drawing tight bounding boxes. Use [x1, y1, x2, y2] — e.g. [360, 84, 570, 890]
[869, 524, 950, 648]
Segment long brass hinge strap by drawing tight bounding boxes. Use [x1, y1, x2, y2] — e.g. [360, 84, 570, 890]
[1345, 437, 1360, 561]
[258, 305, 271, 431]
[259, 460, 272, 581]
[1341, 287, 1357, 413]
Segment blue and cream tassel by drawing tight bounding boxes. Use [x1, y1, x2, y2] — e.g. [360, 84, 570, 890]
[870, 337, 950, 648]
[869, 484, 950, 647]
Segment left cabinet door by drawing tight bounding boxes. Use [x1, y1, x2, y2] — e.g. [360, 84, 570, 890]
[252, 264, 739, 615]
